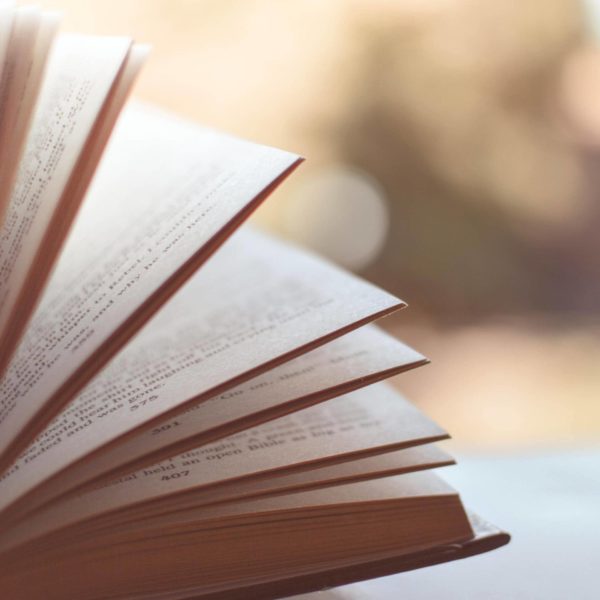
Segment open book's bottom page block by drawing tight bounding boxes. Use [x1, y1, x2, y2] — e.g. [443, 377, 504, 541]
[0, 467, 509, 600]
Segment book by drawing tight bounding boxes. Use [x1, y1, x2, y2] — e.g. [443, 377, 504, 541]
[0, 6, 510, 599]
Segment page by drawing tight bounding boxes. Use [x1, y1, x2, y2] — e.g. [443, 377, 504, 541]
[0, 41, 147, 389]
[0, 6, 41, 217]
[0, 104, 302, 473]
[0, 440, 454, 553]
[92, 383, 447, 515]
[0, 33, 132, 378]
[0, 230, 403, 517]
[0, 3, 15, 110]
[80, 471, 463, 536]
[20, 324, 425, 509]
[0, 7, 59, 224]
[0, 473, 472, 600]
[147, 445, 452, 516]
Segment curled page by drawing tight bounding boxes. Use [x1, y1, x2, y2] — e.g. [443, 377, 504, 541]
[0, 230, 404, 518]
[0, 103, 301, 472]
[0, 35, 133, 373]
[53, 326, 425, 494]
[0, 471, 474, 600]
[0, 436, 451, 553]
[0, 6, 59, 223]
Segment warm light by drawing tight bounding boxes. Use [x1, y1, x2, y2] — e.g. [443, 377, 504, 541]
[281, 165, 389, 271]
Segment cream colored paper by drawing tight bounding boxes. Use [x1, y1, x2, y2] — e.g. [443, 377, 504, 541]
[0, 445, 452, 553]
[0, 382, 448, 553]
[0, 7, 58, 223]
[86, 386, 447, 514]
[0, 35, 131, 367]
[0, 103, 300, 468]
[21, 325, 423, 508]
[0, 230, 402, 513]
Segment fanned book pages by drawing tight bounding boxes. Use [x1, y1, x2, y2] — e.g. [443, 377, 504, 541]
[0, 7, 510, 600]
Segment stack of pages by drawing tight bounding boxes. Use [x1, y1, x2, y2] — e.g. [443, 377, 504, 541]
[0, 6, 509, 600]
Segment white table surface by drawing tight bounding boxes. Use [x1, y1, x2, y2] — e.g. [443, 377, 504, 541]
[295, 447, 600, 599]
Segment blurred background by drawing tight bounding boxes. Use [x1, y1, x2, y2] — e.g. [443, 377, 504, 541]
[29, 0, 600, 450]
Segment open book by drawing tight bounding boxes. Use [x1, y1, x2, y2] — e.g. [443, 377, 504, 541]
[0, 7, 509, 600]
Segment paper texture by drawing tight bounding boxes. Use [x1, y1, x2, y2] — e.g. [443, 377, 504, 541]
[21, 325, 423, 506]
[0, 103, 300, 468]
[0, 230, 402, 513]
[0, 35, 131, 368]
